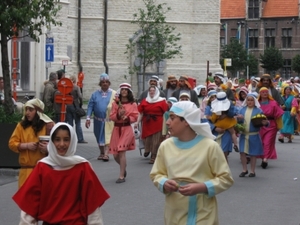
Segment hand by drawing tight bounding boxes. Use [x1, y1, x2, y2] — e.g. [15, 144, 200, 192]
[215, 127, 225, 134]
[178, 183, 205, 196]
[164, 180, 179, 192]
[38, 141, 48, 154]
[261, 119, 269, 126]
[27, 142, 38, 151]
[134, 123, 138, 129]
[118, 108, 126, 117]
[85, 120, 90, 128]
[236, 114, 244, 119]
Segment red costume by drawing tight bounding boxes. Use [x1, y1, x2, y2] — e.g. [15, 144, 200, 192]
[13, 162, 109, 225]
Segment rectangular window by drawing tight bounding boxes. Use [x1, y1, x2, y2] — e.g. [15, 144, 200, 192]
[249, 29, 258, 48]
[282, 59, 292, 79]
[265, 28, 275, 48]
[220, 37, 225, 46]
[282, 28, 292, 48]
[248, 0, 259, 19]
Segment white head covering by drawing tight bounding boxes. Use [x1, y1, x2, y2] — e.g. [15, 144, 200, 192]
[40, 122, 88, 168]
[242, 93, 260, 108]
[214, 72, 228, 83]
[193, 85, 206, 95]
[167, 97, 178, 105]
[170, 101, 215, 139]
[211, 91, 231, 113]
[146, 86, 165, 103]
[23, 98, 53, 123]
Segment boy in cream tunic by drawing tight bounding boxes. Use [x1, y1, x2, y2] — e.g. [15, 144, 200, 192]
[150, 101, 234, 225]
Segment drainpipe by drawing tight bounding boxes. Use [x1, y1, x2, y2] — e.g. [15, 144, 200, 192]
[103, 0, 108, 74]
[77, 0, 82, 71]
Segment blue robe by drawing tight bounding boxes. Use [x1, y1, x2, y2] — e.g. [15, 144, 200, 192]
[238, 106, 264, 156]
[280, 95, 295, 135]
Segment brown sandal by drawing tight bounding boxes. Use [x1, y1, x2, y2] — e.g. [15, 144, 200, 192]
[97, 154, 104, 160]
[149, 154, 156, 164]
[102, 155, 109, 162]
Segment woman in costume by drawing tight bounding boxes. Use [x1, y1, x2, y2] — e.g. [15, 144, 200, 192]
[109, 83, 139, 183]
[13, 122, 110, 225]
[237, 94, 268, 177]
[150, 101, 233, 225]
[138, 85, 168, 164]
[86, 73, 116, 161]
[278, 85, 298, 143]
[9, 98, 54, 188]
[258, 87, 284, 169]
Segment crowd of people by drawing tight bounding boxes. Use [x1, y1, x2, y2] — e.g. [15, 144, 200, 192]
[5, 69, 300, 225]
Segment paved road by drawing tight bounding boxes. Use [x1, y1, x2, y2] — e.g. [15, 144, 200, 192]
[1, 122, 300, 225]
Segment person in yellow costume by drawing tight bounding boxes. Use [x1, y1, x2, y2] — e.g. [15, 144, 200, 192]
[150, 101, 234, 225]
[9, 98, 54, 188]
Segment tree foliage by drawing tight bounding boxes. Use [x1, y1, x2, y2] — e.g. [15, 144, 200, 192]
[220, 38, 248, 77]
[248, 53, 259, 76]
[125, 0, 182, 89]
[0, 0, 61, 114]
[292, 54, 300, 75]
[259, 47, 284, 75]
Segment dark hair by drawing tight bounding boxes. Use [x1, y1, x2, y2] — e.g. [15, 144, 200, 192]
[120, 88, 135, 103]
[51, 125, 70, 142]
[21, 113, 46, 136]
[56, 70, 65, 80]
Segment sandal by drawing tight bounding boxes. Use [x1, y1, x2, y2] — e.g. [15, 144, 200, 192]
[249, 173, 256, 177]
[239, 171, 248, 177]
[102, 155, 109, 162]
[144, 152, 150, 157]
[278, 138, 284, 143]
[233, 145, 239, 152]
[149, 154, 156, 164]
[97, 154, 104, 160]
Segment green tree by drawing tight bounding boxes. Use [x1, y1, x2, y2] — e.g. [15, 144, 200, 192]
[247, 53, 259, 76]
[259, 47, 284, 75]
[220, 38, 248, 77]
[292, 54, 300, 75]
[0, 0, 61, 114]
[125, 0, 182, 90]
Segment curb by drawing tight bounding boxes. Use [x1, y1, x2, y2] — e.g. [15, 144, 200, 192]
[0, 168, 19, 176]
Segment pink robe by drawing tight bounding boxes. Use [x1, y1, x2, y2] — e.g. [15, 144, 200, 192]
[109, 101, 139, 154]
[259, 100, 284, 159]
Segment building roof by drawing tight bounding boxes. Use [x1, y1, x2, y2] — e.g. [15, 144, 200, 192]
[221, 0, 245, 19]
[262, 0, 299, 18]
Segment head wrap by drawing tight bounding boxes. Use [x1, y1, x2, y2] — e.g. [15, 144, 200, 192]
[179, 75, 192, 89]
[100, 73, 109, 81]
[167, 97, 178, 105]
[258, 87, 274, 101]
[179, 92, 190, 100]
[242, 93, 260, 108]
[170, 101, 215, 139]
[146, 86, 165, 103]
[194, 85, 206, 96]
[23, 98, 53, 123]
[239, 86, 249, 95]
[214, 72, 227, 83]
[117, 82, 133, 95]
[275, 74, 280, 80]
[207, 90, 217, 98]
[211, 92, 231, 113]
[166, 75, 178, 88]
[239, 78, 245, 83]
[40, 122, 88, 168]
[207, 82, 217, 90]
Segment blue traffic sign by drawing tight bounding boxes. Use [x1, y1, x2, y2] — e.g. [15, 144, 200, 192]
[46, 37, 54, 44]
[45, 44, 54, 62]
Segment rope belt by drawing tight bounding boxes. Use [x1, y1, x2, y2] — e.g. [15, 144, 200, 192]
[114, 122, 131, 136]
[144, 114, 162, 122]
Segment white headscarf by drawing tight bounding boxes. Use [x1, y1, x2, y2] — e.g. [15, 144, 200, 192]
[242, 93, 260, 108]
[40, 122, 88, 168]
[146, 86, 165, 103]
[170, 101, 216, 139]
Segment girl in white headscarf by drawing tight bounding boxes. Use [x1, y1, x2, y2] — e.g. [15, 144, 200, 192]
[9, 98, 55, 188]
[138, 86, 168, 163]
[236, 94, 268, 177]
[13, 122, 110, 225]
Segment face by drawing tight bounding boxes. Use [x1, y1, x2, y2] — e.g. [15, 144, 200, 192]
[239, 82, 245, 87]
[100, 80, 110, 91]
[149, 87, 156, 98]
[166, 113, 187, 138]
[246, 96, 255, 108]
[25, 107, 37, 121]
[214, 76, 222, 86]
[261, 78, 270, 87]
[169, 80, 178, 89]
[284, 87, 291, 95]
[260, 90, 269, 99]
[240, 91, 247, 100]
[209, 95, 216, 102]
[200, 88, 206, 96]
[53, 129, 71, 156]
[149, 80, 157, 86]
[120, 88, 128, 98]
[251, 80, 257, 86]
[178, 79, 186, 88]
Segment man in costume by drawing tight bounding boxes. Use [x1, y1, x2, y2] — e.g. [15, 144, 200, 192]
[213, 71, 235, 101]
[138, 75, 165, 102]
[163, 75, 179, 99]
